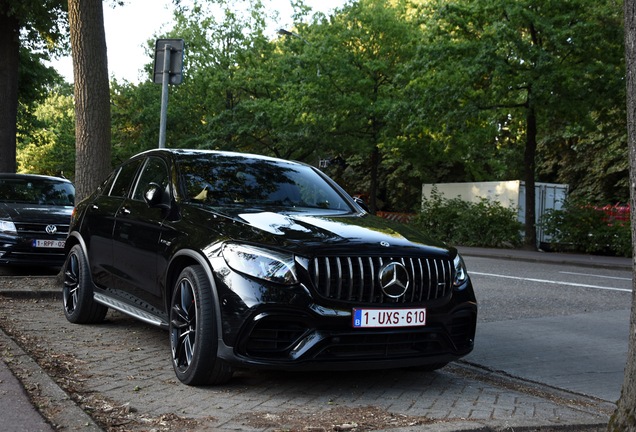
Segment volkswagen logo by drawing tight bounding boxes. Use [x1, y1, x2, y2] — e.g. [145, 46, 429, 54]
[45, 224, 58, 235]
[378, 262, 410, 298]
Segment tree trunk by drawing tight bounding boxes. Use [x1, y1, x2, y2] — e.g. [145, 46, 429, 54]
[0, 11, 19, 173]
[607, 0, 636, 430]
[69, 0, 111, 202]
[522, 105, 537, 251]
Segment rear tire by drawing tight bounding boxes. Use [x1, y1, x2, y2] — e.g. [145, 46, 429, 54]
[62, 244, 108, 324]
[169, 265, 232, 386]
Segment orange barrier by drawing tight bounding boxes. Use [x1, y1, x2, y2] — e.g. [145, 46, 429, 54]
[376, 211, 417, 224]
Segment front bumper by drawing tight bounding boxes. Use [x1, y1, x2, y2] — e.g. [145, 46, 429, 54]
[211, 257, 477, 371]
[0, 235, 67, 267]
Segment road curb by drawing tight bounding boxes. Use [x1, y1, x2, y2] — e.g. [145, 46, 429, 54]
[0, 275, 61, 300]
[452, 362, 617, 413]
[0, 325, 103, 431]
[0, 291, 62, 300]
[389, 420, 609, 432]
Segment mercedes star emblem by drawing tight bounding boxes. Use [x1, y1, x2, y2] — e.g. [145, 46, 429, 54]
[378, 262, 410, 298]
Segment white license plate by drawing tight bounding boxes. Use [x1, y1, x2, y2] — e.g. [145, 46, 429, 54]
[32, 239, 65, 249]
[353, 308, 427, 328]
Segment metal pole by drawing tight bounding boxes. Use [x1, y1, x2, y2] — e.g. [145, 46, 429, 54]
[158, 44, 172, 149]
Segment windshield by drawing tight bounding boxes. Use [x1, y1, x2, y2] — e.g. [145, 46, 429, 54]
[0, 177, 75, 206]
[178, 153, 352, 212]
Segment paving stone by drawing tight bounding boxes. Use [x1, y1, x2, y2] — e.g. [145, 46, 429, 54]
[0, 298, 614, 431]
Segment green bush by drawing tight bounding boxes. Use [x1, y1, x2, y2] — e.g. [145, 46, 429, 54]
[410, 188, 524, 248]
[537, 200, 631, 257]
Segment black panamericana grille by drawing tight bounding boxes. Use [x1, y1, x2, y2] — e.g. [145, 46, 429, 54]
[310, 256, 453, 304]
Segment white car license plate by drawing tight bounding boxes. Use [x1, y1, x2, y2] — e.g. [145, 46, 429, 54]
[32, 239, 65, 249]
[353, 308, 427, 328]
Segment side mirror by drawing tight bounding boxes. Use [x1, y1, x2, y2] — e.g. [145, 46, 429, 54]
[144, 182, 170, 209]
[353, 197, 370, 213]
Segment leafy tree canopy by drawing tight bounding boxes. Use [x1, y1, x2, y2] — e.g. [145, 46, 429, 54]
[407, 0, 624, 178]
[18, 0, 628, 213]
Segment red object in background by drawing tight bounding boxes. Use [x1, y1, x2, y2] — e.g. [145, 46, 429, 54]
[598, 204, 630, 222]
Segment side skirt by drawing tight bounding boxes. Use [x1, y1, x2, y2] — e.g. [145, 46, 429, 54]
[94, 292, 169, 329]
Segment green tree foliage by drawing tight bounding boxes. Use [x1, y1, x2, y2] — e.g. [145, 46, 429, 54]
[111, 79, 162, 164]
[110, 0, 318, 163]
[538, 200, 631, 257]
[538, 109, 628, 203]
[110, 0, 428, 213]
[293, 0, 420, 212]
[408, 0, 624, 247]
[16, 47, 66, 170]
[17, 85, 76, 177]
[0, 0, 68, 173]
[26, 0, 625, 216]
[411, 187, 524, 248]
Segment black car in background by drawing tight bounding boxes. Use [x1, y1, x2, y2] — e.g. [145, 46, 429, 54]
[0, 174, 75, 267]
[63, 149, 477, 386]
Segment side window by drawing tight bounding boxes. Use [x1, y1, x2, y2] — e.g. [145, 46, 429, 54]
[109, 160, 143, 198]
[132, 157, 170, 202]
[96, 171, 117, 196]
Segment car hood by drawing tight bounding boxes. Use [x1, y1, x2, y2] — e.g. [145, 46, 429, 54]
[0, 203, 73, 224]
[209, 207, 453, 258]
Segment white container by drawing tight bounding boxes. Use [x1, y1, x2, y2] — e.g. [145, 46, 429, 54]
[421, 181, 569, 245]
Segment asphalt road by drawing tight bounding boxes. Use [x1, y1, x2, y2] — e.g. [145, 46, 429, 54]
[463, 256, 631, 402]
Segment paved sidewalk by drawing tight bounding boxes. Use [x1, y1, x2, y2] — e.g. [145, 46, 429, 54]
[457, 246, 632, 271]
[0, 303, 614, 432]
[0, 247, 630, 431]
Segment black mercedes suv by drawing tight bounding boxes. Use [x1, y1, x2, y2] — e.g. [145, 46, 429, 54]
[62, 149, 477, 385]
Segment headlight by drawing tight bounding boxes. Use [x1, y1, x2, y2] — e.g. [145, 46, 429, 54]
[453, 254, 468, 287]
[0, 220, 17, 235]
[222, 243, 298, 285]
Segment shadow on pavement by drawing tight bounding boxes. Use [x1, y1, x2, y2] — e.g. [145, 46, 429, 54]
[0, 266, 61, 276]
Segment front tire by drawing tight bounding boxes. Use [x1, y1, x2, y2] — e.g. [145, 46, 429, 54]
[169, 265, 232, 386]
[62, 244, 108, 324]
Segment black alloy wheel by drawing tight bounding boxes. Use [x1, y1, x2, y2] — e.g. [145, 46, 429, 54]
[62, 244, 108, 324]
[63, 251, 80, 316]
[171, 275, 198, 373]
[169, 265, 232, 386]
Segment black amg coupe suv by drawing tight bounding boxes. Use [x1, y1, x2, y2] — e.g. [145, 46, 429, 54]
[62, 149, 477, 385]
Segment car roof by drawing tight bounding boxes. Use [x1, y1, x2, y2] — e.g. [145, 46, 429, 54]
[135, 148, 308, 167]
[0, 173, 72, 184]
